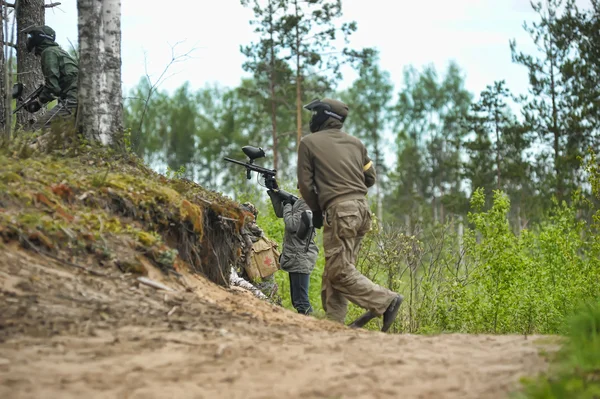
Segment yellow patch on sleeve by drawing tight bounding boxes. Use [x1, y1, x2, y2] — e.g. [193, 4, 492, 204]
[363, 161, 373, 171]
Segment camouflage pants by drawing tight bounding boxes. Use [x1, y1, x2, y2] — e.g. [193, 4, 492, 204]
[321, 198, 397, 323]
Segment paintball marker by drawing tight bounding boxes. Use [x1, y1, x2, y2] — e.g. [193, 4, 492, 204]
[12, 83, 43, 114]
[223, 145, 298, 205]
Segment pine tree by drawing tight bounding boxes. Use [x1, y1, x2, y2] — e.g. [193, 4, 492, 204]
[510, 0, 583, 201]
[278, 0, 358, 148]
[341, 48, 393, 221]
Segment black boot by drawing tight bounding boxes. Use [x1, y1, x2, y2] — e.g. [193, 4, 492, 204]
[348, 310, 377, 329]
[381, 295, 403, 332]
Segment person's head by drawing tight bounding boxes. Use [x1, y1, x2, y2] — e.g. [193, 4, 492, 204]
[23, 25, 56, 55]
[303, 98, 348, 133]
[241, 202, 259, 218]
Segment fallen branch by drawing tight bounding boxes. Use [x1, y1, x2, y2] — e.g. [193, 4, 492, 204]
[137, 276, 176, 292]
[229, 267, 267, 300]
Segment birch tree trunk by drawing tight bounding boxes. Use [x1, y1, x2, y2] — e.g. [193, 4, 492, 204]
[15, 0, 45, 128]
[2, 4, 16, 140]
[102, 0, 122, 136]
[77, 0, 122, 147]
[0, 8, 6, 135]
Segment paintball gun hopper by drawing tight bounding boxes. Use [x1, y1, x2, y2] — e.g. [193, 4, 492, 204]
[242, 145, 265, 161]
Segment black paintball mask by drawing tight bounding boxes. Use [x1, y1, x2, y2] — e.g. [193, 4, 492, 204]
[24, 26, 55, 53]
[303, 98, 347, 133]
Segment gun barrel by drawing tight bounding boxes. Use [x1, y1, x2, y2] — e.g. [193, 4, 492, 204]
[223, 157, 248, 167]
[223, 157, 277, 176]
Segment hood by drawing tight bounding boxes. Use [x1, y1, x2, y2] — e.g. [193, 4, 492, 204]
[35, 40, 59, 56]
[318, 117, 343, 131]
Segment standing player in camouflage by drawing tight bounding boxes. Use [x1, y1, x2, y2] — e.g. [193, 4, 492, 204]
[297, 98, 403, 332]
[22, 25, 78, 130]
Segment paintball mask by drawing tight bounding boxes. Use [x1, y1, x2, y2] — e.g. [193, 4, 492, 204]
[241, 202, 259, 218]
[303, 98, 348, 133]
[24, 25, 56, 53]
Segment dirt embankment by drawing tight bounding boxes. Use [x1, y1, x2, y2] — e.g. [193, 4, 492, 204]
[0, 244, 557, 399]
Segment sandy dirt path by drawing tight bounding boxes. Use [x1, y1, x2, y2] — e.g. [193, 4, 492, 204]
[0, 245, 555, 399]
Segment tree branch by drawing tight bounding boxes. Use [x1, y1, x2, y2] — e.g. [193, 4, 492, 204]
[1, 41, 16, 48]
[44, 2, 61, 7]
[1, 1, 15, 7]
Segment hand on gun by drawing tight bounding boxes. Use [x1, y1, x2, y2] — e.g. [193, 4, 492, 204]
[25, 99, 42, 113]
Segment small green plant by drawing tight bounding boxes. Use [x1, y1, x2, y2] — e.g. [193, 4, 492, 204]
[123, 128, 133, 153]
[165, 165, 186, 179]
[91, 166, 111, 188]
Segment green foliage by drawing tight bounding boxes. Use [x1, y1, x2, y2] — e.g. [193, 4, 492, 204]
[517, 300, 600, 398]
[386, 62, 473, 226]
[165, 165, 186, 180]
[352, 183, 600, 335]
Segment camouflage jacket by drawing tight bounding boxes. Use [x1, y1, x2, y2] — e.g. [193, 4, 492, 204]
[37, 41, 78, 104]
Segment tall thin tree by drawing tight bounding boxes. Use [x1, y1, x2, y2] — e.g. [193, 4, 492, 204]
[341, 49, 393, 221]
[77, 0, 122, 145]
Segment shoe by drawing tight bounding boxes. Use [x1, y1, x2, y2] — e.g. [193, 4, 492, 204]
[381, 295, 403, 332]
[348, 310, 376, 329]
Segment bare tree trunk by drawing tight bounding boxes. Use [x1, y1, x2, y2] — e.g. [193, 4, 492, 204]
[77, 0, 104, 142]
[102, 0, 122, 139]
[457, 214, 464, 261]
[0, 8, 6, 135]
[15, 0, 45, 128]
[2, 4, 17, 141]
[494, 108, 501, 189]
[267, 0, 278, 169]
[373, 123, 382, 222]
[294, 0, 302, 150]
[77, 0, 122, 146]
[550, 56, 561, 199]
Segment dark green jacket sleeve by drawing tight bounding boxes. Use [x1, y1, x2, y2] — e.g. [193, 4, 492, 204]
[363, 147, 376, 188]
[39, 49, 61, 104]
[268, 190, 284, 218]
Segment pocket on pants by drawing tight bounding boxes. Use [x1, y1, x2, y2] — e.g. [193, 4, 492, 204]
[335, 210, 360, 238]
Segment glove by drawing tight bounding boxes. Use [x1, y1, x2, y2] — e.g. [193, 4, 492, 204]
[312, 211, 324, 229]
[25, 99, 42, 113]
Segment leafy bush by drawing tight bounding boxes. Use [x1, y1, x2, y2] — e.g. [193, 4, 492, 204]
[517, 300, 600, 398]
[350, 187, 600, 334]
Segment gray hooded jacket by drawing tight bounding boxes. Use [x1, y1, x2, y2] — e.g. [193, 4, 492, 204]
[269, 192, 319, 274]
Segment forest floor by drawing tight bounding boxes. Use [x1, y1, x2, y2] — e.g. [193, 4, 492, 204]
[0, 243, 559, 399]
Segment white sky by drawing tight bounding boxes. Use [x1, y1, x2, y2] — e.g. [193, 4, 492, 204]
[44, 0, 561, 100]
